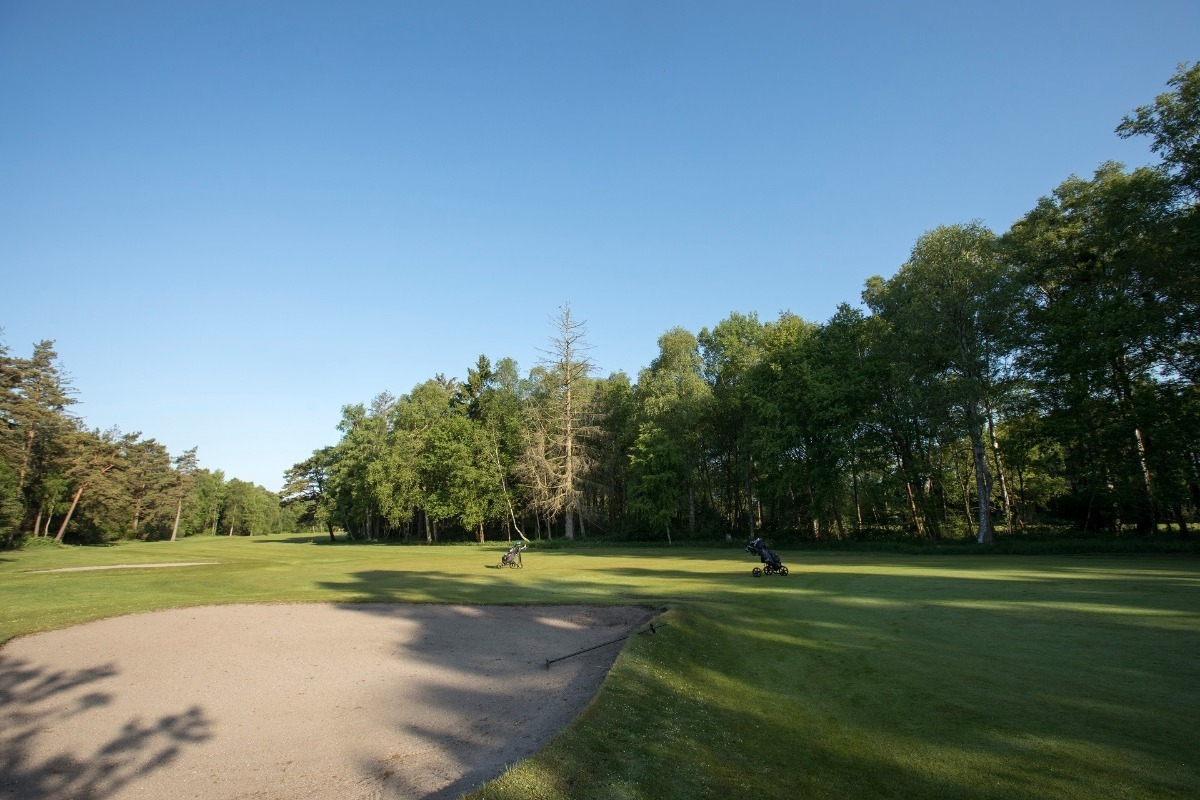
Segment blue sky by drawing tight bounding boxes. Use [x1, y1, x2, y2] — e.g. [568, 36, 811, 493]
[1, 1, 1196, 491]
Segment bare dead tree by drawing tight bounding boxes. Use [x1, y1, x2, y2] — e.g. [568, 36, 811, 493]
[531, 303, 597, 539]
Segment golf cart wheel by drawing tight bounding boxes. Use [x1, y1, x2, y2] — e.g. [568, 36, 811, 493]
[779, 566, 789, 576]
[752, 567, 763, 577]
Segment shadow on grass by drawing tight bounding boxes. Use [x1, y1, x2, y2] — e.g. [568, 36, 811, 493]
[308, 551, 1200, 796]
[449, 556, 1197, 800]
[529, 642, 1140, 800]
[0, 655, 212, 800]
[714, 569, 1196, 798]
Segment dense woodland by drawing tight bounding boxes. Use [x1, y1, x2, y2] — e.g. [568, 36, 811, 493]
[3, 64, 1198, 548]
[0, 341, 295, 547]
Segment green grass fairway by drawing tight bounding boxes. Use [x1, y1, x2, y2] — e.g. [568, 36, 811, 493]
[2, 537, 1197, 799]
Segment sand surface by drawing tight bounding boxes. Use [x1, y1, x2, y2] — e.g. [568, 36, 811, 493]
[0, 603, 655, 800]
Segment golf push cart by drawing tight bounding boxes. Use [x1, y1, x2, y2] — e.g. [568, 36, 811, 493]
[500, 541, 527, 568]
[745, 537, 788, 577]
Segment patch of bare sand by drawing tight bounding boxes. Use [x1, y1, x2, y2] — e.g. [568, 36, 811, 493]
[0, 603, 657, 800]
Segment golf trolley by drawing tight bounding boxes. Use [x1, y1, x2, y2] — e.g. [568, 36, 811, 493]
[745, 537, 788, 577]
[500, 541, 526, 568]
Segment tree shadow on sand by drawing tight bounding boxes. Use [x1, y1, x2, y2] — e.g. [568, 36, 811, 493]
[0, 655, 212, 800]
[295, 597, 659, 800]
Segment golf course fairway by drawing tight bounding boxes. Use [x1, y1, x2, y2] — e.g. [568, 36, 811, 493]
[2, 536, 1196, 799]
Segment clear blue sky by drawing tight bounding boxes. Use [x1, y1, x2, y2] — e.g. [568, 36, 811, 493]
[2, 1, 1196, 491]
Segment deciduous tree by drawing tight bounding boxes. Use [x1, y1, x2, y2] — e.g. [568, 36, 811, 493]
[865, 223, 1013, 543]
[170, 447, 199, 541]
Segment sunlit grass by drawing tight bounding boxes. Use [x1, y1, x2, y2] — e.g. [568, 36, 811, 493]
[2, 536, 1197, 799]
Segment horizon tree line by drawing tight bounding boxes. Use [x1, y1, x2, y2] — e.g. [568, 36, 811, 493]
[0, 339, 294, 547]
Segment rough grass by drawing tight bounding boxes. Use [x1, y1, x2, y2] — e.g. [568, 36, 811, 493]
[2, 536, 1197, 799]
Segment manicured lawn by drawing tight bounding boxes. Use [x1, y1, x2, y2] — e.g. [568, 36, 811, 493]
[2, 536, 1197, 799]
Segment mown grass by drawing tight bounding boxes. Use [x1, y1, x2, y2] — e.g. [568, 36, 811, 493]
[2, 536, 1197, 799]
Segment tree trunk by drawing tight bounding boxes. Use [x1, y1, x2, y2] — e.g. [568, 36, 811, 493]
[1187, 452, 1200, 513]
[904, 478, 923, 537]
[723, 457, 736, 540]
[55, 483, 87, 542]
[968, 405, 994, 544]
[1107, 476, 1121, 534]
[832, 502, 845, 539]
[742, 450, 755, 538]
[688, 479, 696, 537]
[957, 460, 975, 540]
[851, 450, 863, 529]
[171, 496, 183, 541]
[17, 428, 35, 491]
[33, 511, 42, 539]
[925, 475, 942, 542]
[1133, 426, 1156, 534]
[986, 410, 1017, 529]
[562, 318, 577, 541]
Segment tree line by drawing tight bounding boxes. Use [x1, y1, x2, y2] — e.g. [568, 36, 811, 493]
[286, 64, 1199, 546]
[0, 339, 294, 546]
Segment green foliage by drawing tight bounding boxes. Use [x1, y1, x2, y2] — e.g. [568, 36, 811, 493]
[1004, 163, 1187, 533]
[1118, 61, 1200, 197]
[17, 535, 64, 551]
[220, 478, 287, 535]
[627, 328, 712, 541]
[282, 448, 334, 535]
[421, 412, 505, 537]
[184, 469, 227, 536]
[0, 456, 23, 539]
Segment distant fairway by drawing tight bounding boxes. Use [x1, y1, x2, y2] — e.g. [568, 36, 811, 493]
[2, 537, 1197, 799]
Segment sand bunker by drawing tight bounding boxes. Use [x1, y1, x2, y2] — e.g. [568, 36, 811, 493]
[0, 603, 656, 800]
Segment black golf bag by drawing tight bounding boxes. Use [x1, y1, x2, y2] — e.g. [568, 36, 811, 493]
[500, 542, 526, 568]
[744, 537, 788, 577]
